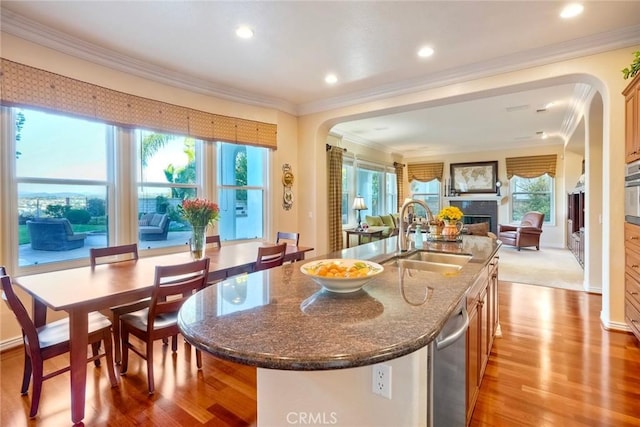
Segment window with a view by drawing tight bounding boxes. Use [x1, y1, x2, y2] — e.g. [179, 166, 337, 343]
[216, 142, 266, 241]
[137, 130, 199, 249]
[510, 174, 553, 223]
[13, 107, 111, 267]
[342, 157, 397, 228]
[410, 179, 441, 219]
[342, 159, 354, 225]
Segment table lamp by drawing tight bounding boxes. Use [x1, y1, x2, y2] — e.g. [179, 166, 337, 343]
[352, 196, 367, 231]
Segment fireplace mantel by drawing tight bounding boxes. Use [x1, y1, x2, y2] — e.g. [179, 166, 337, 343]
[445, 195, 505, 203]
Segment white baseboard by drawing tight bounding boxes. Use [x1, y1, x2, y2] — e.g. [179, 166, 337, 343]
[601, 317, 631, 333]
[0, 336, 23, 353]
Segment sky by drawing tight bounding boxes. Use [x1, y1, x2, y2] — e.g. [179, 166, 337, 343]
[16, 108, 189, 190]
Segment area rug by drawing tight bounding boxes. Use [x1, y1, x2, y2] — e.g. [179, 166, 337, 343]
[497, 246, 584, 291]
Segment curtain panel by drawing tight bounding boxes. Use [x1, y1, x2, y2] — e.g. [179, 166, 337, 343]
[394, 162, 405, 212]
[506, 154, 557, 179]
[327, 147, 344, 251]
[0, 59, 277, 149]
[407, 162, 444, 182]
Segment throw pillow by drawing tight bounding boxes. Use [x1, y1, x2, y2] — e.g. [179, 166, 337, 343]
[380, 214, 395, 228]
[149, 214, 163, 227]
[365, 215, 384, 226]
[464, 222, 489, 236]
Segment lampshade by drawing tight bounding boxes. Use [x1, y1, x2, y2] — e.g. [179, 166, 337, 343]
[352, 196, 367, 211]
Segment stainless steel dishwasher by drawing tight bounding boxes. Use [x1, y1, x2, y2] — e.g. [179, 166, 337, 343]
[427, 297, 469, 427]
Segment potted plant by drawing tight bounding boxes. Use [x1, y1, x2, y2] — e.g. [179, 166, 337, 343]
[622, 50, 640, 80]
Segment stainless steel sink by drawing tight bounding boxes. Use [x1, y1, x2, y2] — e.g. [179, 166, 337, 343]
[401, 251, 472, 266]
[381, 250, 472, 274]
[384, 258, 464, 274]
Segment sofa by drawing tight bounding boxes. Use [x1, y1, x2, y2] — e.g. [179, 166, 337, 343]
[138, 213, 170, 241]
[26, 218, 87, 251]
[364, 214, 400, 238]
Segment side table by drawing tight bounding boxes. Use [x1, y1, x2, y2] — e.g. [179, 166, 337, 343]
[345, 228, 384, 248]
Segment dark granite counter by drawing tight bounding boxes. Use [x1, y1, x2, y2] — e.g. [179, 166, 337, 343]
[178, 235, 501, 370]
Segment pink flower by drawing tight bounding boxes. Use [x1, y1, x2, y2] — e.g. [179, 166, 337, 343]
[180, 198, 220, 227]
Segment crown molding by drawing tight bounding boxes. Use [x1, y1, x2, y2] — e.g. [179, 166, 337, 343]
[560, 83, 595, 143]
[0, 9, 298, 115]
[298, 25, 640, 115]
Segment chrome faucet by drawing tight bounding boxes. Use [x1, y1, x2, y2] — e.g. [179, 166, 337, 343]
[398, 198, 435, 252]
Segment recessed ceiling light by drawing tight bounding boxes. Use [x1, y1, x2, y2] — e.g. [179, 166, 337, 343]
[417, 46, 435, 58]
[236, 26, 254, 39]
[325, 74, 338, 84]
[544, 102, 555, 109]
[560, 3, 584, 19]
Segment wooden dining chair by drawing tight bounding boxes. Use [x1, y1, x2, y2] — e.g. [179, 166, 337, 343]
[90, 243, 149, 365]
[0, 270, 118, 418]
[276, 231, 300, 246]
[119, 258, 210, 394]
[255, 243, 287, 271]
[206, 234, 222, 249]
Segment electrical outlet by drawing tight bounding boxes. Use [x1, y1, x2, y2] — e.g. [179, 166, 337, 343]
[372, 364, 392, 399]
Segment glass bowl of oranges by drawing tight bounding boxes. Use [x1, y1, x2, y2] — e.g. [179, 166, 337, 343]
[300, 259, 384, 293]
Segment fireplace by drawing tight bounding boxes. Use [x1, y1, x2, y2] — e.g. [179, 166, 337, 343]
[449, 200, 498, 235]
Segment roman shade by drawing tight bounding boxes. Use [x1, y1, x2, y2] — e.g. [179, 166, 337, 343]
[407, 162, 444, 182]
[0, 59, 277, 149]
[505, 154, 557, 179]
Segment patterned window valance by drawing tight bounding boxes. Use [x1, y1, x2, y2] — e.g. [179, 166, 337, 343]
[407, 162, 444, 182]
[0, 59, 277, 149]
[506, 154, 557, 179]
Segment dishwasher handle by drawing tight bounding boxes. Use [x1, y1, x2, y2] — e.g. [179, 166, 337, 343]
[436, 305, 469, 350]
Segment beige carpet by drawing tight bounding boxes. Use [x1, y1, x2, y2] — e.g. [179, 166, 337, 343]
[497, 246, 584, 291]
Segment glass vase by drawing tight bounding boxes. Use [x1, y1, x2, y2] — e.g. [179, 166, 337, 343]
[189, 225, 207, 260]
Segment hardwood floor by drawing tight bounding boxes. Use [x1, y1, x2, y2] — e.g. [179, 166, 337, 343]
[472, 282, 640, 427]
[2, 281, 640, 426]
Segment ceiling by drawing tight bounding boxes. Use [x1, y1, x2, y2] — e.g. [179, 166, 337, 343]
[2, 1, 640, 156]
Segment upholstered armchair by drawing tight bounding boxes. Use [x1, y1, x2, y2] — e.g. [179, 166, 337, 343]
[498, 211, 545, 250]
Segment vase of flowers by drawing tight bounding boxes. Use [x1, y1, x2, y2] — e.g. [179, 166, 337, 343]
[179, 198, 220, 259]
[437, 206, 464, 237]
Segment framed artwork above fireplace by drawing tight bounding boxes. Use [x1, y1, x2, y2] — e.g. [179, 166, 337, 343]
[450, 161, 498, 194]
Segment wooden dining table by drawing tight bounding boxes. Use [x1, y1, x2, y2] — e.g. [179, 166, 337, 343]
[12, 241, 313, 425]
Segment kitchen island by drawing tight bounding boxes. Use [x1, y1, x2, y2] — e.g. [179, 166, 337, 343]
[178, 235, 501, 426]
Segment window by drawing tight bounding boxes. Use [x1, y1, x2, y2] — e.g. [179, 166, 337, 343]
[342, 156, 397, 227]
[13, 107, 112, 267]
[510, 174, 553, 223]
[342, 159, 354, 225]
[385, 170, 398, 214]
[357, 165, 385, 216]
[137, 130, 199, 249]
[216, 142, 267, 241]
[410, 179, 441, 219]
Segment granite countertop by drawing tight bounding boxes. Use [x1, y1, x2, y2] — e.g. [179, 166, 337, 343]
[178, 235, 501, 371]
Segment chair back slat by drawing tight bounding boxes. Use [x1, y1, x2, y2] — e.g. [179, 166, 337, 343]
[255, 243, 287, 271]
[0, 273, 40, 354]
[90, 243, 139, 267]
[206, 235, 222, 249]
[276, 231, 300, 246]
[148, 259, 210, 319]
